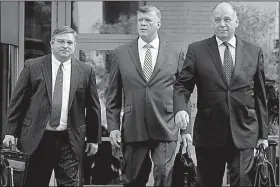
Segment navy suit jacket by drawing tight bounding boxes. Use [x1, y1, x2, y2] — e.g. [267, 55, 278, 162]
[174, 35, 268, 148]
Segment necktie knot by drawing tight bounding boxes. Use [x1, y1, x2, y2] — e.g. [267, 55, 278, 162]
[223, 42, 229, 48]
[144, 43, 152, 49]
[58, 63, 63, 72]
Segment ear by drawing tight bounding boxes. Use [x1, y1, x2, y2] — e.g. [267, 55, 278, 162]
[211, 17, 215, 28]
[235, 17, 239, 27]
[50, 40, 54, 49]
[157, 20, 161, 29]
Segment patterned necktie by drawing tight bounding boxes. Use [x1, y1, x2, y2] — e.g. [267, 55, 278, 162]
[143, 43, 153, 81]
[223, 42, 234, 84]
[49, 63, 63, 128]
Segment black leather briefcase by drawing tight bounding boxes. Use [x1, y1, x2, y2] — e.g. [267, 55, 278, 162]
[0, 147, 29, 187]
[172, 142, 203, 187]
[251, 144, 276, 187]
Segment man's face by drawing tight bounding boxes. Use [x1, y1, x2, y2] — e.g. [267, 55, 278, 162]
[50, 33, 76, 61]
[212, 5, 239, 42]
[137, 11, 161, 43]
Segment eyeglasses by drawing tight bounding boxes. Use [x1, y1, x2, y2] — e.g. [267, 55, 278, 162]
[54, 39, 76, 46]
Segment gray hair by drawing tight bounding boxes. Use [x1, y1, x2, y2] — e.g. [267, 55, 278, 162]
[137, 4, 161, 21]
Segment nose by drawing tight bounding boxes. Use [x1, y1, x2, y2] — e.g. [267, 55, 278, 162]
[140, 20, 147, 25]
[219, 20, 226, 27]
[62, 42, 68, 47]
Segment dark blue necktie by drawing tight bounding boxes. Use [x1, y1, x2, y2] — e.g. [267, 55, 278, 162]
[49, 63, 63, 128]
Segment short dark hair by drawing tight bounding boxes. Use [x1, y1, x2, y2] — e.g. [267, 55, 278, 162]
[51, 26, 77, 41]
[137, 4, 161, 21]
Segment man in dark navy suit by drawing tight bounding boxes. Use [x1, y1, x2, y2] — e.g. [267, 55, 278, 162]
[174, 2, 269, 187]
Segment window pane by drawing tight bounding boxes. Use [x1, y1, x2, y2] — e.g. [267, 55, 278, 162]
[25, 1, 51, 60]
[0, 44, 18, 145]
[0, 44, 10, 138]
[72, 1, 143, 34]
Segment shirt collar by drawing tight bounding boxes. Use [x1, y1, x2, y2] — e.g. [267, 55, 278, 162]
[216, 35, 236, 48]
[52, 54, 71, 66]
[138, 35, 160, 50]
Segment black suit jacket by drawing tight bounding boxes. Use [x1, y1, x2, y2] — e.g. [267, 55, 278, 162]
[174, 35, 268, 149]
[106, 38, 184, 143]
[4, 54, 102, 160]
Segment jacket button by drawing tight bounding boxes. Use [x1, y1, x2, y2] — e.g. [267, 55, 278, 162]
[228, 91, 231, 94]
[224, 107, 228, 111]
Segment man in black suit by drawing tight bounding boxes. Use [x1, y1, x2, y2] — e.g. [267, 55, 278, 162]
[106, 5, 185, 187]
[2, 26, 102, 187]
[173, 2, 269, 187]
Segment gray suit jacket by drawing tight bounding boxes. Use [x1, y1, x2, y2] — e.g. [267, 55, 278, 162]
[106, 38, 184, 143]
[4, 54, 102, 160]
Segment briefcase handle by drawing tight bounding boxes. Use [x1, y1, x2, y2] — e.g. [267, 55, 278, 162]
[1, 141, 19, 153]
[178, 142, 191, 158]
[255, 143, 267, 159]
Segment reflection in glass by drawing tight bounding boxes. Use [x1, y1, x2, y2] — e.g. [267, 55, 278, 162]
[79, 50, 111, 134]
[79, 50, 123, 185]
[72, 1, 142, 34]
[25, 1, 51, 60]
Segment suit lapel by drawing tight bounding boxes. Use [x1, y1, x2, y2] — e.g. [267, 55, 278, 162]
[41, 54, 52, 104]
[230, 37, 244, 86]
[148, 40, 167, 82]
[207, 36, 228, 87]
[128, 39, 146, 81]
[68, 58, 81, 111]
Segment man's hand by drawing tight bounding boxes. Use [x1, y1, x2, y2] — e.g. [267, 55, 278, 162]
[110, 130, 121, 148]
[257, 138, 268, 150]
[3, 135, 15, 148]
[85, 143, 98, 156]
[181, 133, 193, 147]
[175, 110, 189, 130]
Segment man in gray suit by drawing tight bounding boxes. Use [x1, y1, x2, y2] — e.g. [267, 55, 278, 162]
[106, 5, 186, 187]
[174, 2, 268, 187]
[2, 26, 102, 187]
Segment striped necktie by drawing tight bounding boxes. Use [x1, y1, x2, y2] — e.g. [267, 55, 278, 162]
[143, 43, 153, 81]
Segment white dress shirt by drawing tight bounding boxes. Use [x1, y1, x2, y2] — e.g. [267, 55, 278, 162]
[216, 36, 236, 66]
[138, 36, 160, 71]
[46, 55, 71, 131]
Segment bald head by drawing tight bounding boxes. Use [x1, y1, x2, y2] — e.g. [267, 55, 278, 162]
[212, 2, 239, 42]
[212, 2, 237, 18]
